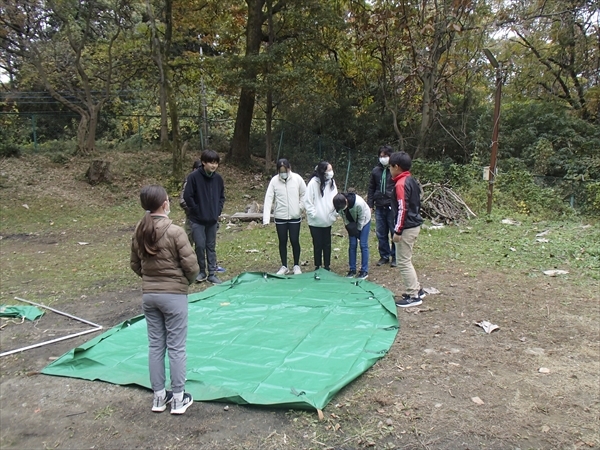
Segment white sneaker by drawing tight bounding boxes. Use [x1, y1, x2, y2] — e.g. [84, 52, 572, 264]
[292, 265, 302, 275]
[276, 266, 289, 275]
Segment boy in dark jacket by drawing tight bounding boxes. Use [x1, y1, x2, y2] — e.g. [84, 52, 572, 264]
[183, 150, 225, 284]
[179, 159, 202, 242]
[367, 145, 396, 267]
[389, 151, 425, 308]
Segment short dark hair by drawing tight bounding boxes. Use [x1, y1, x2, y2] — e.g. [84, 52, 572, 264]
[378, 145, 393, 157]
[276, 158, 291, 171]
[389, 151, 412, 171]
[192, 159, 202, 170]
[201, 149, 220, 164]
[332, 193, 348, 212]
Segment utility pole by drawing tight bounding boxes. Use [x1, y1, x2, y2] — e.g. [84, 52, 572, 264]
[484, 49, 503, 216]
[199, 41, 209, 150]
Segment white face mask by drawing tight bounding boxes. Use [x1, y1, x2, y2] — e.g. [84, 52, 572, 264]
[164, 200, 170, 216]
[379, 157, 389, 166]
[325, 170, 334, 180]
[279, 172, 289, 180]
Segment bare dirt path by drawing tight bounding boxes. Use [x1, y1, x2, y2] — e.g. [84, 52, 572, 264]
[1, 261, 598, 450]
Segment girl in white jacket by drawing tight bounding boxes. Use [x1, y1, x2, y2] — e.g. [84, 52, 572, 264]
[305, 161, 338, 270]
[263, 159, 307, 275]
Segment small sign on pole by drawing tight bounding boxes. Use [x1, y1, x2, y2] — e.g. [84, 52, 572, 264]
[483, 166, 490, 181]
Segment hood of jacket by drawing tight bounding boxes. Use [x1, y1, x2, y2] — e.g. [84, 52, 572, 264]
[152, 215, 172, 238]
[198, 166, 215, 179]
[345, 192, 356, 209]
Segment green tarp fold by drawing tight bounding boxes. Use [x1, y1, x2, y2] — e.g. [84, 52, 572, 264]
[43, 270, 399, 410]
[0, 305, 44, 321]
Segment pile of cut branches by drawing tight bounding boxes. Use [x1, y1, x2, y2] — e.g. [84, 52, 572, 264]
[420, 183, 476, 223]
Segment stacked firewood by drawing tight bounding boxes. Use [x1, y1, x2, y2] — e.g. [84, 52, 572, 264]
[420, 183, 476, 223]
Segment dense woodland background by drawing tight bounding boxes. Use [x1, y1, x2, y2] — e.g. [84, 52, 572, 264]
[1, 0, 599, 214]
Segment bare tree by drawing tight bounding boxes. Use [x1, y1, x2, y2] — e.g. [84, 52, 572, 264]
[0, 0, 137, 154]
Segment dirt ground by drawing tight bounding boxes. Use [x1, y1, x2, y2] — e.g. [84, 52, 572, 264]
[1, 253, 598, 449]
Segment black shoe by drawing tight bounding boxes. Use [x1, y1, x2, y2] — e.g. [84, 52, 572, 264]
[195, 272, 207, 283]
[390, 259, 397, 268]
[402, 288, 426, 300]
[207, 274, 222, 285]
[356, 271, 368, 280]
[376, 258, 389, 266]
[395, 296, 423, 308]
[345, 270, 357, 278]
[324, 267, 331, 271]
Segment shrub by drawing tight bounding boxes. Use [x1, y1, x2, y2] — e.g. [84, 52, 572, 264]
[0, 143, 21, 158]
[495, 165, 572, 217]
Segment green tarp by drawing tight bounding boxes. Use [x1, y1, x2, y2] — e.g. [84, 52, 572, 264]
[42, 270, 399, 410]
[0, 305, 44, 321]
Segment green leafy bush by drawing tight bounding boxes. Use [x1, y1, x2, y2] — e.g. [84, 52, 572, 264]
[495, 163, 572, 217]
[580, 181, 600, 216]
[411, 157, 482, 189]
[0, 143, 21, 158]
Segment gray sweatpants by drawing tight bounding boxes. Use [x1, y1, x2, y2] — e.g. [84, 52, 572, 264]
[142, 293, 188, 394]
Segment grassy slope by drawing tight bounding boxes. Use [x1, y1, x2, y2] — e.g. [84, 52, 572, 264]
[1, 150, 598, 306]
[1, 150, 599, 449]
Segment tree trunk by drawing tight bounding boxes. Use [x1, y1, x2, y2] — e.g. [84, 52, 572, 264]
[264, 0, 274, 171]
[415, 71, 434, 159]
[168, 82, 184, 181]
[85, 105, 100, 153]
[265, 89, 273, 170]
[77, 113, 90, 154]
[229, 0, 266, 166]
[159, 84, 169, 148]
[147, 0, 171, 152]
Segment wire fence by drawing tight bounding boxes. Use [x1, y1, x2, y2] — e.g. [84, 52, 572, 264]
[2, 111, 597, 210]
[1, 111, 376, 192]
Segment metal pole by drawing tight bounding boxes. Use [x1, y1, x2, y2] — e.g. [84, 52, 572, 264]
[199, 45, 209, 149]
[276, 129, 284, 161]
[0, 296, 103, 358]
[32, 114, 38, 152]
[137, 115, 142, 150]
[344, 149, 351, 192]
[487, 63, 502, 215]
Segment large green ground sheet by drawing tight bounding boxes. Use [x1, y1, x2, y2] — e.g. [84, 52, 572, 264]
[43, 270, 399, 410]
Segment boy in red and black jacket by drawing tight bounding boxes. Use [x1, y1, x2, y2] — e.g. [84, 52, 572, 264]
[389, 151, 425, 308]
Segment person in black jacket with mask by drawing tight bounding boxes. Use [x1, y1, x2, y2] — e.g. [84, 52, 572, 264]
[183, 149, 225, 285]
[367, 145, 396, 267]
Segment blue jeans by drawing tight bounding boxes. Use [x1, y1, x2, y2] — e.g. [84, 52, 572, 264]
[349, 221, 370, 272]
[375, 206, 396, 261]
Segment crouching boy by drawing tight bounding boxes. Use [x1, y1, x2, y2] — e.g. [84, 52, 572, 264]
[333, 192, 371, 280]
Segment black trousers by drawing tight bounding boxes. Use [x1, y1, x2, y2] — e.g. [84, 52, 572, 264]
[275, 219, 301, 267]
[309, 225, 332, 269]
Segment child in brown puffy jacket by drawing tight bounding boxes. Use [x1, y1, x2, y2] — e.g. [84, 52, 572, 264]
[131, 185, 199, 415]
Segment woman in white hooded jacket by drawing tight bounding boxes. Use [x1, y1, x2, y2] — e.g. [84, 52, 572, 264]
[263, 159, 307, 275]
[305, 161, 338, 270]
